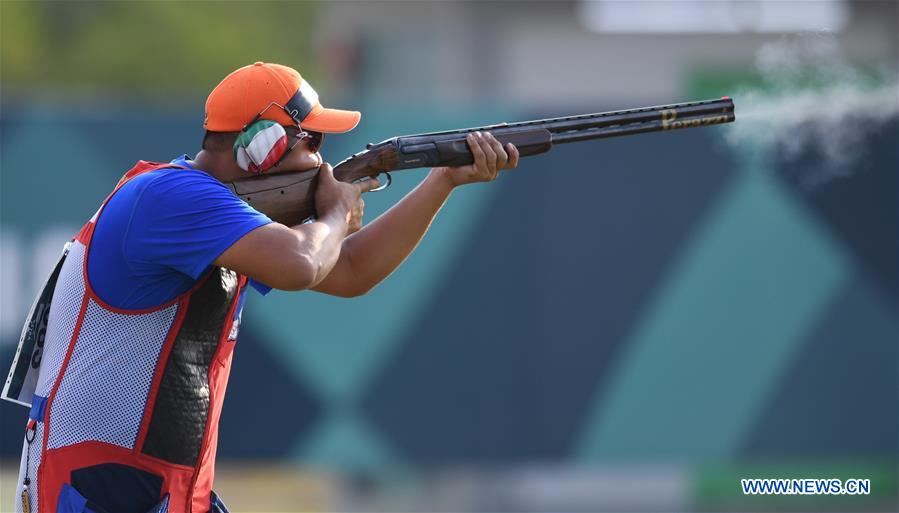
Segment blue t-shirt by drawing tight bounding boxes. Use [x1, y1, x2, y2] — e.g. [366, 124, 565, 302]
[88, 156, 273, 309]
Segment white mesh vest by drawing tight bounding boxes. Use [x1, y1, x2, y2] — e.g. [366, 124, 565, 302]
[14, 161, 248, 513]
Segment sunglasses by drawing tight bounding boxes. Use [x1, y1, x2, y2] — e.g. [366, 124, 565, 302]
[284, 125, 325, 154]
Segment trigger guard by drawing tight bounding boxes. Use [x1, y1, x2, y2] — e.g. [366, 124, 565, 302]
[370, 172, 391, 192]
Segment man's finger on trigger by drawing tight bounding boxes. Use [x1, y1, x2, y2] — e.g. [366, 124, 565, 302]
[358, 177, 381, 193]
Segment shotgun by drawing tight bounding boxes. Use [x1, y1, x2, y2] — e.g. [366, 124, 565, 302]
[226, 97, 735, 226]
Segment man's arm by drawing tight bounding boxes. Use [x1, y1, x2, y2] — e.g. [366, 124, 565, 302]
[312, 132, 518, 297]
[213, 216, 347, 291]
[215, 164, 376, 290]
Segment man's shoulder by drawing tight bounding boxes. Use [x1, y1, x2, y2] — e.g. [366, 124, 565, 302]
[120, 166, 228, 204]
[127, 166, 222, 190]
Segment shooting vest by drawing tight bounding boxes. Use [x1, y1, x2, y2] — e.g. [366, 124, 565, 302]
[15, 161, 247, 513]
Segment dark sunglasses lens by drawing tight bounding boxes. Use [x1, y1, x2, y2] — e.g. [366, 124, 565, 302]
[284, 126, 324, 152]
[308, 131, 324, 152]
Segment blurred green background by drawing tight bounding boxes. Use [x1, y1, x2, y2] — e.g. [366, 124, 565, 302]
[1, 1, 897, 511]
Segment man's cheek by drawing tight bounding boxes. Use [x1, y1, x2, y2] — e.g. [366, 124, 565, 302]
[277, 152, 320, 172]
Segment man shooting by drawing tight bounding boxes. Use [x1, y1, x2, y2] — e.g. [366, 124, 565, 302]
[12, 62, 518, 513]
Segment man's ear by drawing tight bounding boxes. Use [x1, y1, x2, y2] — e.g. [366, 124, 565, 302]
[232, 121, 291, 174]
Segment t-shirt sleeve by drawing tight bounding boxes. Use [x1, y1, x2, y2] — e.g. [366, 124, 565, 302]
[124, 170, 272, 280]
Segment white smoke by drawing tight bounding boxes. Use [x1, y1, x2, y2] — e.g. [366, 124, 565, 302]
[725, 33, 898, 187]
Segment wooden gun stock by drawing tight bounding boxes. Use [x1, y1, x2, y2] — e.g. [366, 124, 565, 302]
[227, 168, 321, 226]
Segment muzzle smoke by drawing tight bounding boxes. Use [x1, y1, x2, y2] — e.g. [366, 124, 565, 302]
[724, 33, 898, 187]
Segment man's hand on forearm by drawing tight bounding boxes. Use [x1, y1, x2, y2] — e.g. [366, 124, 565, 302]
[433, 131, 520, 187]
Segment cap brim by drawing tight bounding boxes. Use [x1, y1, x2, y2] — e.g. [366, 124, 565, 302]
[301, 106, 361, 133]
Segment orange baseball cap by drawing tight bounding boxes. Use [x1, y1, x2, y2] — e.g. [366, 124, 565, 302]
[204, 62, 361, 133]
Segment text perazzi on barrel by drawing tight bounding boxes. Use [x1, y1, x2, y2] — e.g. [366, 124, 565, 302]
[228, 97, 736, 226]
